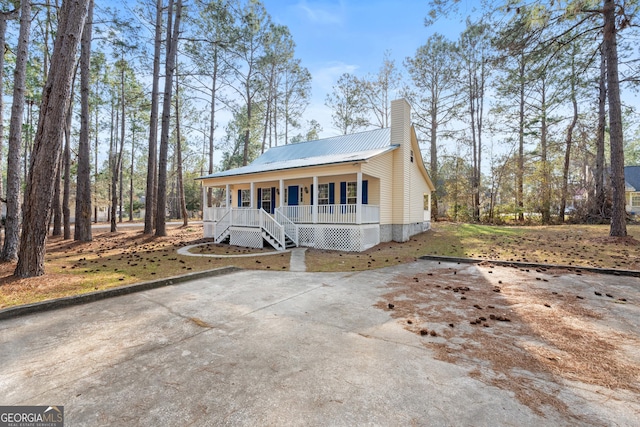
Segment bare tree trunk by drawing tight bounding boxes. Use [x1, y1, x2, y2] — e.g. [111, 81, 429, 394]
[156, 0, 182, 236]
[52, 160, 62, 236]
[560, 49, 578, 223]
[517, 55, 525, 222]
[129, 124, 135, 221]
[0, 10, 18, 245]
[118, 62, 125, 225]
[540, 78, 551, 225]
[15, 0, 90, 277]
[594, 44, 607, 219]
[2, 0, 31, 262]
[74, 0, 93, 241]
[603, 0, 626, 237]
[175, 74, 188, 226]
[429, 105, 438, 218]
[144, 0, 163, 234]
[63, 91, 72, 240]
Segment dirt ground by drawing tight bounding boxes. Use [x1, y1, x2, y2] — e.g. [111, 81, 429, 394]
[376, 262, 640, 422]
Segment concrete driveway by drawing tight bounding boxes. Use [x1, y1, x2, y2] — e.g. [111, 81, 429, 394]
[1, 261, 639, 426]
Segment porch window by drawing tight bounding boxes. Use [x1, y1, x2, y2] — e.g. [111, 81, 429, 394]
[284, 188, 288, 204]
[347, 182, 357, 204]
[240, 189, 250, 207]
[318, 184, 329, 205]
[261, 188, 272, 213]
[632, 194, 640, 207]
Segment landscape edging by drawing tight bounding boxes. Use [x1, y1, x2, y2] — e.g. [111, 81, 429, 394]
[0, 266, 243, 321]
[419, 255, 640, 278]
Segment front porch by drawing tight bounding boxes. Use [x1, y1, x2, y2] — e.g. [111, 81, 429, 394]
[203, 204, 381, 252]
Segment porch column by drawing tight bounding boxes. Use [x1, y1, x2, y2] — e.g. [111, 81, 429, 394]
[250, 182, 255, 208]
[427, 193, 432, 220]
[225, 184, 230, 209]
[202, 185, 208, 221]
[279, 179, 284, 210]
[356, 172, 363, 224]
[312, 176, 318, 224]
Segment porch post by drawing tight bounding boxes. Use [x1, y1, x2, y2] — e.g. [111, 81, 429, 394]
[250, 182, 255, 208]
[279, 179, 284, 209]
[225, 184, 230, 210]
[356, 172, 363, 224]
[202, 185, 207, 221]
[312, 176, 318, 224]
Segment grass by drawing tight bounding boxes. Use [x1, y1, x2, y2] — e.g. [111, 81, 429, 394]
[0, 222, 639, 309]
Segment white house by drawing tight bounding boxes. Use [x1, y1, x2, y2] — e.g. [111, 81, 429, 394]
[197, 99, 436, 252]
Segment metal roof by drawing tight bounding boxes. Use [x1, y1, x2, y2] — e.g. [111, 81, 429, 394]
[199, 128, 394, 179]
[625, 166, 640, 191]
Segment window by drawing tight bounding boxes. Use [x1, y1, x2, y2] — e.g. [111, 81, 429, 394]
[318, 184, 330, 205]
[284, 188, 288, 204]
[410, 150, 414, 163]
[241, 189, 250, 207]
[261, 188, 272, 213]
[347, 182, 357, 204]
[632, 194, 640, 207]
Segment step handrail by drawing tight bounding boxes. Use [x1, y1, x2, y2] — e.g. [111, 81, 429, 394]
[275, 209, 298, 246]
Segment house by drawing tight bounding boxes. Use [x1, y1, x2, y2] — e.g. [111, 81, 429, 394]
[197, 99, 435, 252]
[625, 166, 640, 216]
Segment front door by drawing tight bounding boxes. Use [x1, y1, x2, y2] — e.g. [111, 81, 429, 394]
[288, 185, 299, 206]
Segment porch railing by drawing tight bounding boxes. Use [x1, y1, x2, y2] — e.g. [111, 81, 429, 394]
[204, 206, 230, 222]
[276, 210, 298, 246]
[260, 210, 286, 249]
[213, 209, 231, 242]
[277, 204, 379, 224]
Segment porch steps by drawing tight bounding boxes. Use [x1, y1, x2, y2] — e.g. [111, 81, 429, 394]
[215, 229, 230, 244]
[262, 231, 284, 251]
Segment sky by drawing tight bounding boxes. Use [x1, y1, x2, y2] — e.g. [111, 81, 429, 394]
[260, 0, 469, 139]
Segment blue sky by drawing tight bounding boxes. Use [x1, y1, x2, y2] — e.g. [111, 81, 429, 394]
[261, 0, 468, 138]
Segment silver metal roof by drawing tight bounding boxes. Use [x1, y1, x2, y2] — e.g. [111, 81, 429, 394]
[199, 128, 394, 179]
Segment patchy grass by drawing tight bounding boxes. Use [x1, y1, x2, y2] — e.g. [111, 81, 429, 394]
[1, 222, 639, 309]
[305, 223, 640, 272]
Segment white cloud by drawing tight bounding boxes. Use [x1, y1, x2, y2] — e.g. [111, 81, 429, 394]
[312, 61, 359, 93]
[295, 0, 345, 25]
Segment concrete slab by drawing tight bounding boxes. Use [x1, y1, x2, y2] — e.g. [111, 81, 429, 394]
[1, 261, 639, 426]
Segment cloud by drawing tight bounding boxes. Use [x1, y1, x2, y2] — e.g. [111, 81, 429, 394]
[295, 0, 345, 25]
[312, 61, 359, 92]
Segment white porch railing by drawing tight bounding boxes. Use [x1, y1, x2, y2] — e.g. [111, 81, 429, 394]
[260, 210, 286, 249]
[278, 205, 313, 223]
[204, 206, 230, 222]
[276, 210, 299, 246]
[213, 209, 231, 242]
[277, 204, 379, 224]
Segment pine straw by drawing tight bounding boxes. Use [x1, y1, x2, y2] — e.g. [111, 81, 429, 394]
[375, 264, 640, 419]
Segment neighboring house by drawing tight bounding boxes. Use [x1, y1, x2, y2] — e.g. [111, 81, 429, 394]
[197, 99, 436, 252]
[625, 166, 640, 216]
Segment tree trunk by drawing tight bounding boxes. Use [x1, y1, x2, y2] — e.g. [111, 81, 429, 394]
[118, 63, 125, 224]
[74, 0, 93, 241]
[540, 78, 551, 225]
[429, 105, 438, 218]
[63, 91, 72, 240]
[2, 0, 31, 262]
[52, 160, 62, 236]
[144, 0, 163, 234]
[560, 50, 578, 223]
[15, 0, 90, 277]
[594, 44, 606, 219]
[156, 0, 182, 236]
[603, 0, 627, 237]
[129, 123, 135, 221]
[517, 54, 525, 222]
[175, 66, 188, 226]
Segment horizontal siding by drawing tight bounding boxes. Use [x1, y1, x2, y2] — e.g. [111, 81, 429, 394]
[363, 152, 393, 224]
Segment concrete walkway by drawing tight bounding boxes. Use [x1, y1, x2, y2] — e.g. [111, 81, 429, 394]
[289, 247, 307, 272]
